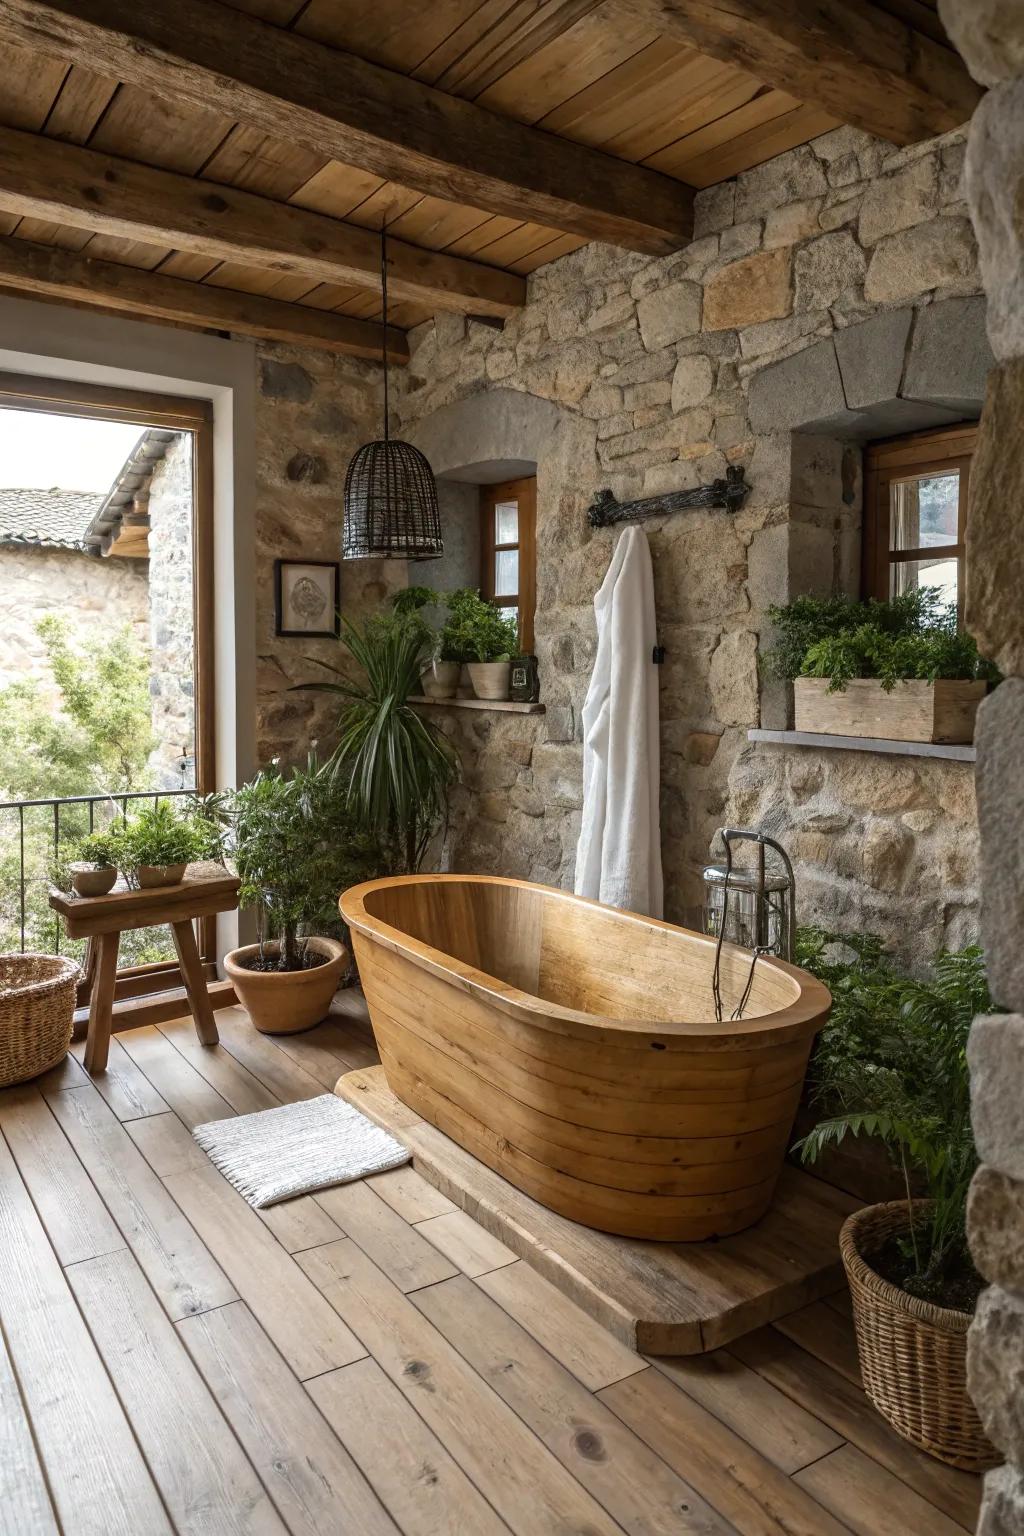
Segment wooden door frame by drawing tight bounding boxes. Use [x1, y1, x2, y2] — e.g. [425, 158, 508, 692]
[0, 371, 217, 978]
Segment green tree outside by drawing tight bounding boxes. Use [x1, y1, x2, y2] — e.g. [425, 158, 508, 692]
[0, 615, 169, 963]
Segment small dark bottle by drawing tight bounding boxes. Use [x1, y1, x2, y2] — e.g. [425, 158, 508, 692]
[509, 654, 540, 703]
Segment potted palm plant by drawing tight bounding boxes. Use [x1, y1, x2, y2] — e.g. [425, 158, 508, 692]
[795, 929, 999, 1471]
[222, 757, 382, 1034]
[297, 612, 459, 871]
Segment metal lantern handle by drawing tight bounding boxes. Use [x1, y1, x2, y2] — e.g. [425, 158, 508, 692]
[710, 826, 797, 1024]
[717, 827, 796, 963]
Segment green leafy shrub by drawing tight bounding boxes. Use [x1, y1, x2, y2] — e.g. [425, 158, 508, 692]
[296, 615, 459, 872]
[794, 925, 991, 1308]
[392, 585, 519, 664]
[0, 614, 155, 798]
[227, 756, 384, 971]
[77, 828, 122, 869]
[765, 590, 999, 694]
[439, 587, 519, 663]
[118, 800, 220, 886]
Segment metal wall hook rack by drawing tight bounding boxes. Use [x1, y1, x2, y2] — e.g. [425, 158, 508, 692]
[587, 465, 751, 529]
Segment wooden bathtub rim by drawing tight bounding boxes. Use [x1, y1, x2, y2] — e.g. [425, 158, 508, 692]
[340, 873, 831, 1048]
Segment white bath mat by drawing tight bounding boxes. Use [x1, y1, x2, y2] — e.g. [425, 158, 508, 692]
[192, 1094, 411, 1208]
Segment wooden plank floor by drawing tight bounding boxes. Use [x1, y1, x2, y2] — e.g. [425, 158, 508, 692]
[0, 1000, 982, 1536]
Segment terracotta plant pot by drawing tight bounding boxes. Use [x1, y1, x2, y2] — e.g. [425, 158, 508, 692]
[224, 936, 350, 1035]
[841, 1201, 999, 1471]
[468, 660, 511, 701]
[135, 862, 188, 888]
[420, 659, 461, 700]
[70, 863, 117, 897]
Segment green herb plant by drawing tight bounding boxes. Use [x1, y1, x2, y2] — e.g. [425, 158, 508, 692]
[227, 755, 383, 972]
[295, 615, 459, 873]
[118, 800, 221, 888]
[794, 926, 991, 1307]
[441, 587, 519, 663]
[765, 590, 999, 694]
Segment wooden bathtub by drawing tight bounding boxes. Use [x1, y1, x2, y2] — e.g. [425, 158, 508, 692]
[339, 875, 831, 1241]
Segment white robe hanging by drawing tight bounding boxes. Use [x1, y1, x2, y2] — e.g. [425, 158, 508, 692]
[574, 524, 664, 919]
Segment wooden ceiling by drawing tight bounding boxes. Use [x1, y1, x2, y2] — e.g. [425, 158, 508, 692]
[0, 0, 978, 360]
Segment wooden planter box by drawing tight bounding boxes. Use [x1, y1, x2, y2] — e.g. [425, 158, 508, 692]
[793, 677, 987, 744]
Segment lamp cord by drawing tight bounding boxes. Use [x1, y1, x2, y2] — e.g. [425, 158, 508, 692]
[380, 225, 390, 445]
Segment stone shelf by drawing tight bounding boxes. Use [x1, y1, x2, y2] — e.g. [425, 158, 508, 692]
[410, 696, 545, 715]
[747, 728, 975, 762]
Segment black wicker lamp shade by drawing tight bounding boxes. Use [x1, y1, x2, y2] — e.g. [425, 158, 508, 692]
[342, 437, 443, 560]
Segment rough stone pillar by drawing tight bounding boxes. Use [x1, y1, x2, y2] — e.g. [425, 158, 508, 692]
[939, 5, 1024, 1529]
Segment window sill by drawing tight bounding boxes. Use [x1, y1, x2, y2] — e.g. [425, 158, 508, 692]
[747, 728, 975, 763]
[410, 696, 545, 715]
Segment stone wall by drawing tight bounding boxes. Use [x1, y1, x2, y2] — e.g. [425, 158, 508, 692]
[394, 123, 990, 967]
[939, 4, 1024, 1531]
[0, 542, 149, 695]
[146, 433, 195, 788]
[252, 342, 401, 764]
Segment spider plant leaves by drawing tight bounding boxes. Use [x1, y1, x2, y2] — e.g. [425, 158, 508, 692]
[293, 613, 458, 871]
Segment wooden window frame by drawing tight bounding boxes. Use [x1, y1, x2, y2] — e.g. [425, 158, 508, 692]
[480, 476, 537, 654]
[862, 422, 977, 622]
[0, 371, 216, 986]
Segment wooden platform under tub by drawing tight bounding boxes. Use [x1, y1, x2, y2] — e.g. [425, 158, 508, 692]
[335, 1065, 859, 1355]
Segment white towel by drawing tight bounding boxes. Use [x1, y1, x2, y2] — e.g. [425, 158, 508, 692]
[574, 525, 664, 918]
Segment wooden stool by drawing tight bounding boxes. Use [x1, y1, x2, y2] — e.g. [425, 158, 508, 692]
[49, 861, 240, 1074]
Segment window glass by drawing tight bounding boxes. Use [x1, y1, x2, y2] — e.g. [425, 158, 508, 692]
[889, 471, 959, 550]
[889, 555, 959, 609]
[494, 499, 518, 544]
[495, 548, 519, 597]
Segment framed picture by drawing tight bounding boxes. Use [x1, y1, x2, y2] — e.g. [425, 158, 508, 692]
[274, 559, 340, 638]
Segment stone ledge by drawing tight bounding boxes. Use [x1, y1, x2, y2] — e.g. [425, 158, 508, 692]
[410, 696, 546, 715]
[747, 728, 976, 762]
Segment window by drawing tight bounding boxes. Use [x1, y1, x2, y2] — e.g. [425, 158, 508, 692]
[863, 424, 977, 620]
[480, 476, 536, 653]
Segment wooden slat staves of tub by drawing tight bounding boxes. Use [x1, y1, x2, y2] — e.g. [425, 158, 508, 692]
[339, 876, 831, 1242]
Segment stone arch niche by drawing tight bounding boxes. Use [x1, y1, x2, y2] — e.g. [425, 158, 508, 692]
[746, 296, 994, 730]
[726, 296, 993, 966]
[408, 387, 599, 734]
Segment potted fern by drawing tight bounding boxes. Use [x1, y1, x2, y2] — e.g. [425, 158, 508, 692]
[765, 591, 998, 744]
[119, 800, 220, 889]
[795, 928, 998, 1471]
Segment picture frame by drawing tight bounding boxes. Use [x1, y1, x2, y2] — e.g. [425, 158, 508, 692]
[274, 559, 340, 638]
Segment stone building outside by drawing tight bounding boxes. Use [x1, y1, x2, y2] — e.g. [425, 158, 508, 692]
[0, 430, 197, 795]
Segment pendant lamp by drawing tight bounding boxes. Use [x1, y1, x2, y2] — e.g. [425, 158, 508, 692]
[342, 228, 443, 560]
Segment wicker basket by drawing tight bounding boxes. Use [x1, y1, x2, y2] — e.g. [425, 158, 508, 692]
[0, 953, 79, 1087]
[840, 1201, 999, 1471]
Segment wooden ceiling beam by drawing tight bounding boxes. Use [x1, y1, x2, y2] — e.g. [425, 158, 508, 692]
[0, 127, 525, 319]
[0, 0, 695, 254]
[611, 0, 981, 145]
[0, 234, 409, 360]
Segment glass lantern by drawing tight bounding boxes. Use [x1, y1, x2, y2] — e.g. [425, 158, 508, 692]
[702, 828, 795, 961]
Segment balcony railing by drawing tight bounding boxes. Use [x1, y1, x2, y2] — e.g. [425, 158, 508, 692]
[0, 788, 194, 957]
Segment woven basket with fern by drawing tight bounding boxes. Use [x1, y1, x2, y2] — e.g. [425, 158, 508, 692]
[794, 930, 997, 1469]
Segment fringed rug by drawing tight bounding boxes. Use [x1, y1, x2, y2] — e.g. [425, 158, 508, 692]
[192, 1093, 411, 1208]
